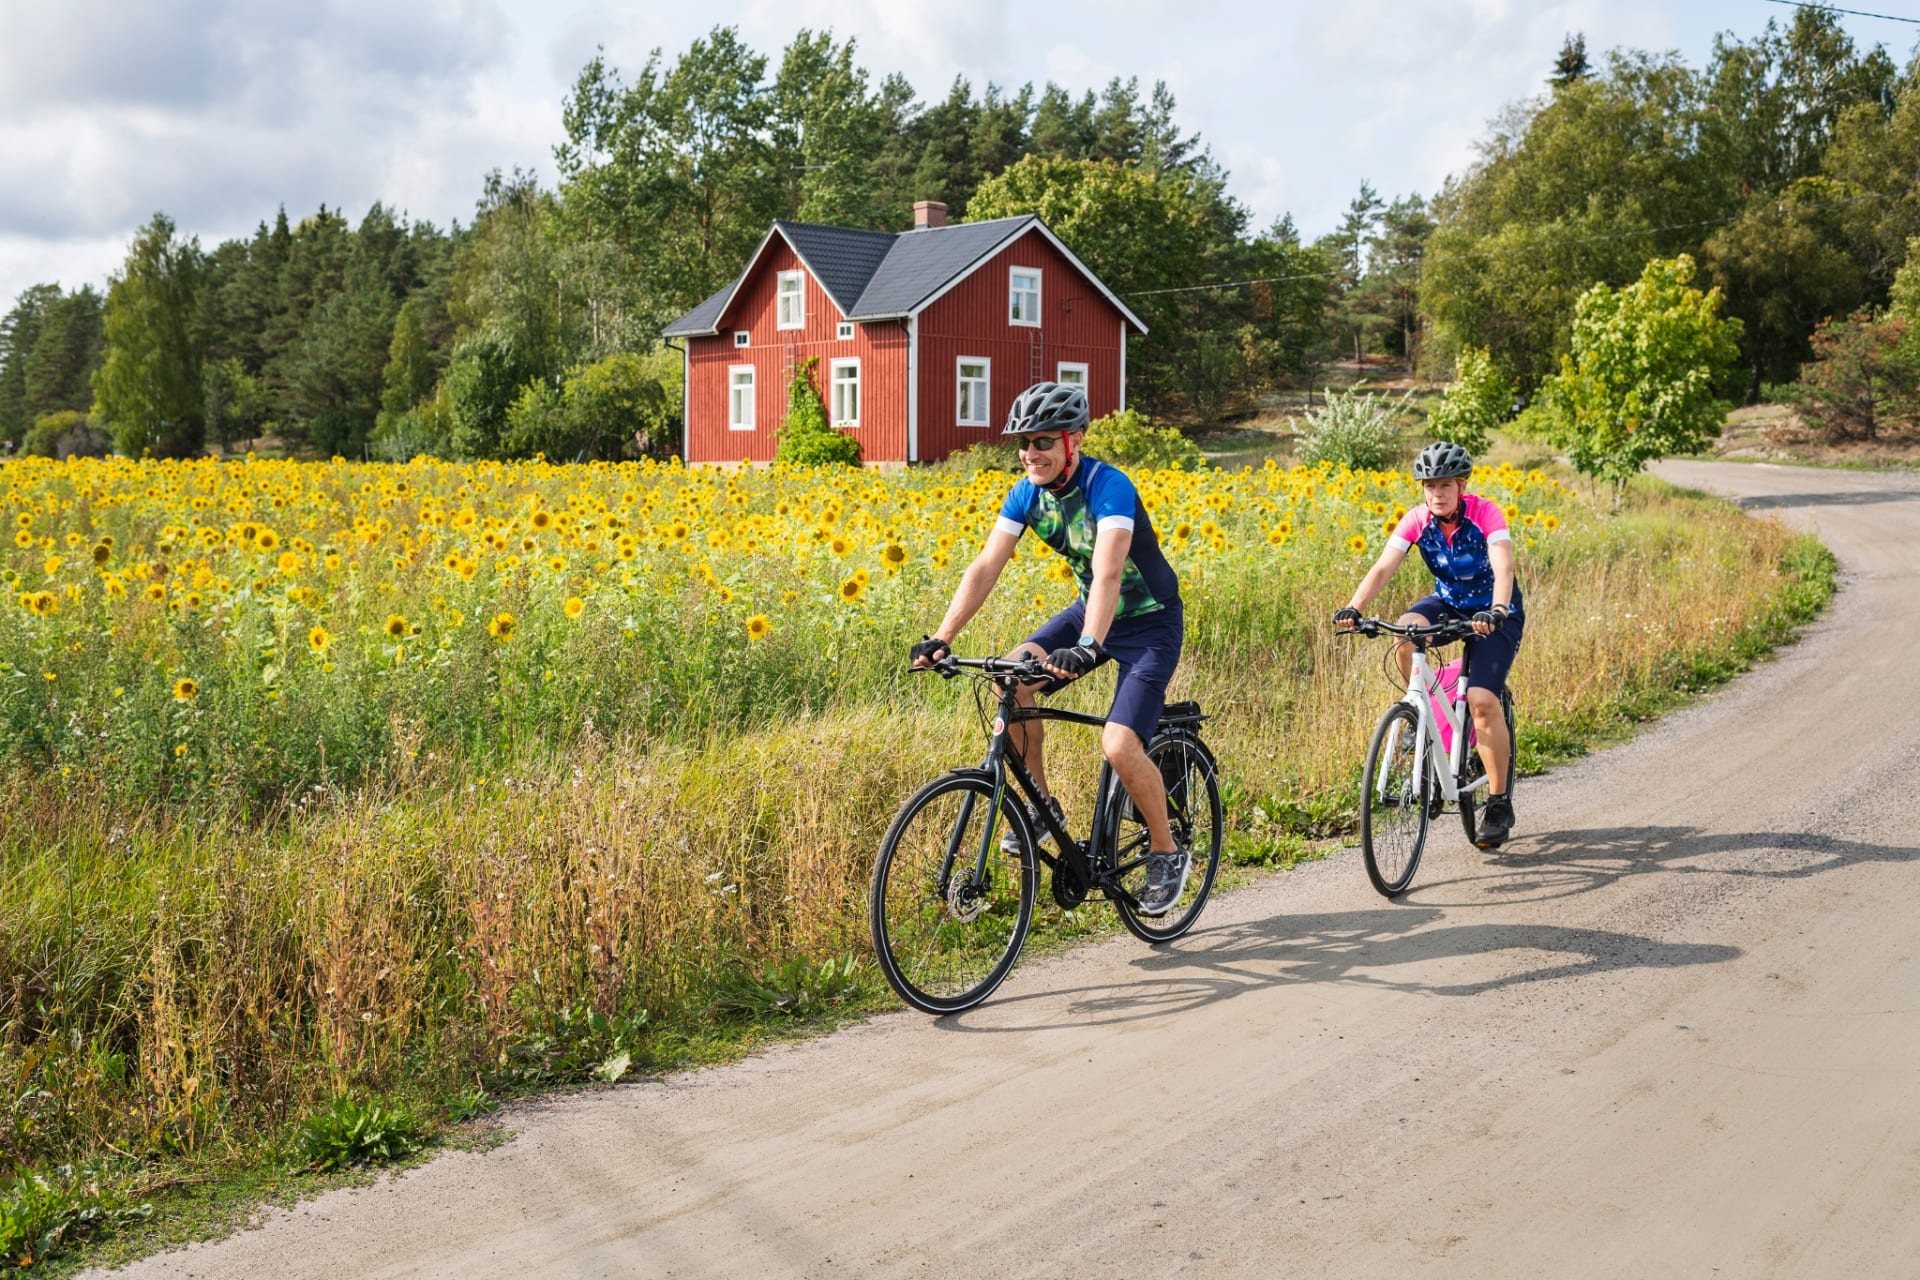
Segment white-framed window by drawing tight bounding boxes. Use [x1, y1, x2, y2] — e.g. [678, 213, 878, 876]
[733, 330, 750, 347]
[957, 357, 991, 427]
[728, 366, 756, 431]
[836, 321, 854, 341]
[830, 358, 861, 428]
[1056, 362, 1089, 387]
[777, 270, 805, 329]
[1009, 267, 1042, 327]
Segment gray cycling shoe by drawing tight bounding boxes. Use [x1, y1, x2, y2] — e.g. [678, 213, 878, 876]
[1001, 794, 1067, 856]
[1135, 843, 1190, 916]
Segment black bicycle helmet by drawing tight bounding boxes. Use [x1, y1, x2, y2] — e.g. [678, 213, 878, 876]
[1412, 440, 1474, 480]
[1002, 381, 1089, 436]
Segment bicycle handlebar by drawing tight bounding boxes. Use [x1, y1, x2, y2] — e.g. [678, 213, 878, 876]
[911, 654, 1051, 683]
[1338, 616, 1483, 642]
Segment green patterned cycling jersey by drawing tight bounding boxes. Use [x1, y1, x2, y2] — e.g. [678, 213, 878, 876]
[994, 456, 1181, 620]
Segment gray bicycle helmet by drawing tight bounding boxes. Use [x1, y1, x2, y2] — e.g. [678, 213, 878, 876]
[1002, 381, 1089, 436]
[1412, 440, 1474, 480]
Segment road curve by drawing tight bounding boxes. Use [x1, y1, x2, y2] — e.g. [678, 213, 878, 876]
[101, 461, 1920, 1279]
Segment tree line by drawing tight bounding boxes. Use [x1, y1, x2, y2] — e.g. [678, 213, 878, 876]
[6, 10, 1917, 461]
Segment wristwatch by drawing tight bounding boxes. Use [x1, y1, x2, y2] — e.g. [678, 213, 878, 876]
[1077, 632, 1099, 647]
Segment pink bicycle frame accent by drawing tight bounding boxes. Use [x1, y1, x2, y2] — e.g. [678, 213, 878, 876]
[1428, 659, 1474, 755]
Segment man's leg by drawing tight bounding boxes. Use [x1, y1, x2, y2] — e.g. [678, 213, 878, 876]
[1103, 721, 1172, 851]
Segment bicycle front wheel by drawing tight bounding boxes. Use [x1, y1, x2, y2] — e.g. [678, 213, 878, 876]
[870, 772, 1037, 1014]
[1105, 732, 1225, 944]
[1361, 702, 1430, 898]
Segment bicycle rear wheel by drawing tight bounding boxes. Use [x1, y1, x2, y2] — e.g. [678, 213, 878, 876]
[1104, 732, 1224, 943]
[870, 771, 1037, 1014]
[1459, 689, 1516, 844]
[1361, 702, 1430, 898]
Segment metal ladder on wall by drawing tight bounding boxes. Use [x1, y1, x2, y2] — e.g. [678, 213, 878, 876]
[1028, 328, 1044, 389]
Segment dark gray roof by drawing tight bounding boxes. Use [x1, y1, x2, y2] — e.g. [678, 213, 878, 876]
[661, 214, 1146, 337]
[848, 216, 1036, 318]
[780, 221, 897, 316]
[662, 280, 735, 338]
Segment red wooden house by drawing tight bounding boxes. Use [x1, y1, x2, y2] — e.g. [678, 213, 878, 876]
[664, 201, 1148, 464]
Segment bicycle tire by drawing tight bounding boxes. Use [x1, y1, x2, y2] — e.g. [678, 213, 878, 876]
[1459, 689, 1516, 845]
[1361, 702, 1430, 898]
[869, 771, 1037, 1014]
[1103, 732, 1225, 944]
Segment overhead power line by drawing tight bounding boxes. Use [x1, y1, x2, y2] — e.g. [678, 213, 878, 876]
[1761, 0, 1920, 24]
[1130, 186, 1900, 299]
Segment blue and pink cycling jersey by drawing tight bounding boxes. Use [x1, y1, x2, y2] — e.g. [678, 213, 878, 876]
[1387, 493, 1525, 618]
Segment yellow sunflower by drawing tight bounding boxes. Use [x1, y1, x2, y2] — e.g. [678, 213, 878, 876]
[745, 613, 772, 642]
[385, 614, 408, 638]
[308, 625, 331, 654]
[488, 611, 517, 640]
[564, 597, 585, 619]
[172, 677, 199, 702]
[838, 576, 866, 603]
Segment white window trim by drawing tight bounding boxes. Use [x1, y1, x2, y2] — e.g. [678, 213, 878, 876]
[829, 358, 861, 429]
[956, 356, 991, 428]
[836, 321, 854, 341]
[776, 270, 805, 330]
[1009, 266, 1042, 328]
[1056, 361, 1089, 387]
[728, 365, 756, 432]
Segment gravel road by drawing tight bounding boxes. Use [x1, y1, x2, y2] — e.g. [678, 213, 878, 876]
[100, 460, 1920, 1279]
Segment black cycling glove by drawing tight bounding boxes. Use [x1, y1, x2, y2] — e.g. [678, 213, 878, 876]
[1045, 640, 1102, 678]
[908, 635, 951, 666]
[1471, 604, 1510, 630]
[1332, 606, 1361, 627]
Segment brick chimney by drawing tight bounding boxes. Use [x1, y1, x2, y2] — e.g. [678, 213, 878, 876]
[912, 200, 948, 230]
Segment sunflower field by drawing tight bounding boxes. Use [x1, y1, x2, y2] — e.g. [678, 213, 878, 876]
[0, 451, 1828, 1197]
[0, 453, 1570, 802]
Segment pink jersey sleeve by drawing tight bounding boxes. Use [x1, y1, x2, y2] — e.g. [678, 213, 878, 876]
[1460, 493, 1512, 541]
[1387, 505, 1430, 550]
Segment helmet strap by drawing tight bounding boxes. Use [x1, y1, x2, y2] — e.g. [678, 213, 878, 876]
[1044, 435, 1079, 492]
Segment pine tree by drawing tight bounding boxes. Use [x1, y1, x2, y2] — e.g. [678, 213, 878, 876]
[1552, 33, 1591, 87]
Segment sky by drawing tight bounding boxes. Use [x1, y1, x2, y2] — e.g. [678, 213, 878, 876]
[2, 0, 1917, 318]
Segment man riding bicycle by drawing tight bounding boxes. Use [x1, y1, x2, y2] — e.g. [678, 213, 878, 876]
[1334, 441, 1524, 847]
[908, 381, 1189, 914]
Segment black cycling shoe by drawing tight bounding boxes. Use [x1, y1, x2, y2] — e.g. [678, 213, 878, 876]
[1475, 793, 1514, 849]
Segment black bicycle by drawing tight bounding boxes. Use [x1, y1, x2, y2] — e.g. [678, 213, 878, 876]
[869, 655, 1224, 1014]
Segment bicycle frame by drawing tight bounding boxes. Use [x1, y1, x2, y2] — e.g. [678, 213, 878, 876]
[935, 675, 1143, 907]
[1378, 643, 1488, 809]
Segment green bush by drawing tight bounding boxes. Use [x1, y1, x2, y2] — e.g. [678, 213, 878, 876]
[1293, 385, 1409, 470]
[928, 438, 1018, 472]
[775, 357, 860, 467]
[1426, 346, 1512, 455]
[22, 411, 112, 460]
[293, 1095, 427, 1173]
[1082, 406, 1202, 469]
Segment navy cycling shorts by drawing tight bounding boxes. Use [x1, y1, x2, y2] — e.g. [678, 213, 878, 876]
[1406, 593, 1524, 696]
[1022, 601, 1184, 744]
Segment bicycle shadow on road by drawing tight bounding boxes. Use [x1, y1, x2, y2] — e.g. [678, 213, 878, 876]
[1406, 825, 1920, 908]
[938, 908, 1739, 1033]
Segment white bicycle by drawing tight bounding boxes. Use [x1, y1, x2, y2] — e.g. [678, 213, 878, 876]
[1344, 616, 1516, 898]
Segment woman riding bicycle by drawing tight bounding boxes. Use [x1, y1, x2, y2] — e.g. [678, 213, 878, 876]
[907, 381, 1190, 914]
[1333, 441, 1524, 848]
